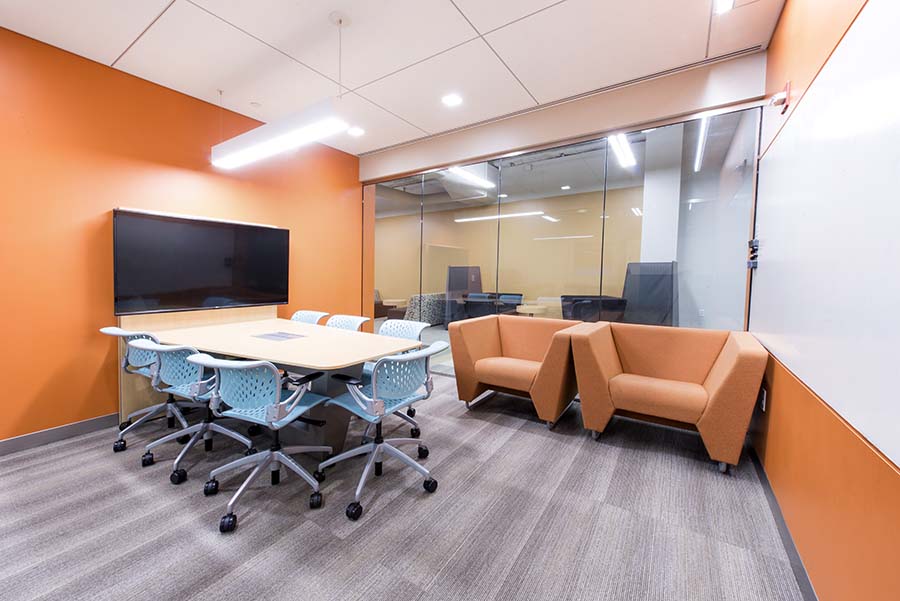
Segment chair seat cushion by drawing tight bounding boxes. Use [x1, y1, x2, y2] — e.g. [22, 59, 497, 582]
[327, 385, 426, 423]
[609, 373, 708, 424]
[160, 383, 212, 402]
[474, 357, 541, 392]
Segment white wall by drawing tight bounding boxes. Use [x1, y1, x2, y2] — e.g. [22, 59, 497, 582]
[750, 0, 900, 465]
[640, 125, 683, 262]
[677, 111, 756, 329]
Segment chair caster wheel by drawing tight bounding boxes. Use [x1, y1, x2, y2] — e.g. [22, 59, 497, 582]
[113, 439, 127, 453]
[170, 469, 187, 485]
[407, 407, 416, 418]
[119, 420, 131, 431]
[204, 438, 213, 452]
[141, 452, 154, 467]
[219, 512, 237, 533]
[417, 445, 429, 459]
[204, 479, 219, 496]
[176, 435, 191, 445]
[410, 427, 421, 439]
[247, 424, 262, 436]
[346, 502, 363, 521]
[244, 447, 258, 456]
[309, 492, 323, 509]
[423, 478, 438, 493]
[313, 470, 326, 483]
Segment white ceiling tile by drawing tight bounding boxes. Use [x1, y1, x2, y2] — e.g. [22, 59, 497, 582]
[327, 93, 427, 154]
[709, 0, 785, 56]
[0, 0, 172, 65]
[452, 0, 562, 34]
[191, 0, 476, 90]
[115, 0, 335, 125]
[357, 38, 536, 135]
[486, 0, 711, 104]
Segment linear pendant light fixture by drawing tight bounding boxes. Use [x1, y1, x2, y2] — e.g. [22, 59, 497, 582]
[455, 211, 543, 223]
[212, 99, 348, 169]
[211, 12, 357, 170]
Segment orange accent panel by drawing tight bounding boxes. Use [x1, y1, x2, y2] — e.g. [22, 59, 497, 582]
[761, 0, 868, 155]
[361, 184, 376, 333]
[752, 356, 900, 601]
[0, 28, 360, 441]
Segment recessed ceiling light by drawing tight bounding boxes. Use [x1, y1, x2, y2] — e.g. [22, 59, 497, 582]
[498, 193, 508, 198]
[713, 0, 734, 15]
[560, 185, 571, 191]
[609, 133, 637, 168]
[347, 126, 365, 137]
[441, 93, 463, 107]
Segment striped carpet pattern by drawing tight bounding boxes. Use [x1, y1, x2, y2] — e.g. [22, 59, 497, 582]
[0, 375, 807, 601]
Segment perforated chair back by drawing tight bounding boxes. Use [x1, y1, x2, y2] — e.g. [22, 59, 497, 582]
[363, 341, 449, 415]
[188, 355, 282, 412]
[325, 314, 371, 331]
[100, 326, 159, 372]
[378, 319, 430, 341]
[128, 340, 205, 391]
[291, 310, 330, 324]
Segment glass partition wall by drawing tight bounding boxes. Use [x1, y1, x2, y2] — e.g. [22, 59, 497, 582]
[372, 108, 761, 373]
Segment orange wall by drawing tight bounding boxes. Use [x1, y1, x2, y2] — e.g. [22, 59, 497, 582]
[0, 28, 361, 441]
[752, 2, 900, 601]
[752, 358, 900, 601]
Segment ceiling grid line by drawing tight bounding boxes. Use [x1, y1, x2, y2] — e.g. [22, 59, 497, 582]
[447, 0, 539, 105]
[109, 0, 176, 67]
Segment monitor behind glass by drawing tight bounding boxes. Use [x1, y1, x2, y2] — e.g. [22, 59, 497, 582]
[114, 210, 289, 315]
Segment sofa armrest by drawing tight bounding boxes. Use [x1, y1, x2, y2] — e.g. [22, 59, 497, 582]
[448, 316, 501, 401]
[697, 331, 768, 464]
[530, 328, 580, 422]
[568, 322, 622, 433]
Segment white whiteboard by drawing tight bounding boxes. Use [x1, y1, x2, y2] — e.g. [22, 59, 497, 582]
[751, 0, 900, 466]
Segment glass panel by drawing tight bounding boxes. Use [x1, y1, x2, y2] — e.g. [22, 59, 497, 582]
[421, 162, 500, 373]
[374, 175, 423, 329]
[599, 108, 759, 328]
[496, 140, 608, 320]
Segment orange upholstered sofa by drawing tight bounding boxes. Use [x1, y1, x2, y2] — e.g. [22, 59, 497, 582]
[448, 315, 580, 425]
[568, 321, 767, 468]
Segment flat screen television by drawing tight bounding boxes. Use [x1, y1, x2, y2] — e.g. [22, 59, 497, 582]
[113, 209, 289, 315]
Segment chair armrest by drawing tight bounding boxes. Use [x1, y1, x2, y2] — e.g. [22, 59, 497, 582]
[697, 332, 768, 464]
[331, 373, 363, 387]
[448, 316, 501, 401]
[568, 322, 622, 432]
[530, 327, 580, 422]
[287, 371, 325, 387]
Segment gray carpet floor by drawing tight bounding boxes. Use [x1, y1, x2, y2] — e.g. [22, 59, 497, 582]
[0, 375, 809, 601]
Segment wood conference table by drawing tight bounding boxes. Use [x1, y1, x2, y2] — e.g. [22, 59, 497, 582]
[147, 318, 421, 453]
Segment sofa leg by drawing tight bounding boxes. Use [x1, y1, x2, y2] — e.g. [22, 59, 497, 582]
[591, 430, 600, 441]
[546, 420, 556, 430]
[717, 461, 730, 474]
[465, 401, 470, 410]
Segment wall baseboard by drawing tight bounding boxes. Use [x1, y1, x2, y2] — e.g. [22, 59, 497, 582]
[0, 413, 118, 457]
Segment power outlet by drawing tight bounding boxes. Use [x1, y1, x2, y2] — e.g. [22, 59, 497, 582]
[759, 387, 767, 412]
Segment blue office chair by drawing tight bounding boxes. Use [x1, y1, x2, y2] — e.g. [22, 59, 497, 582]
[129, 340, 254, 485]
[317, 340, 449, 521]
[325, 314, 371, 331]
[101, 326, 193, 453]
[186, 353, 332, 533]
[360, 319, 431, 440]
[291, 310, 330, 324]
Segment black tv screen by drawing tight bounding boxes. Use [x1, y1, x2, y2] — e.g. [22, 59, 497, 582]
[113, 209, 289, 315]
